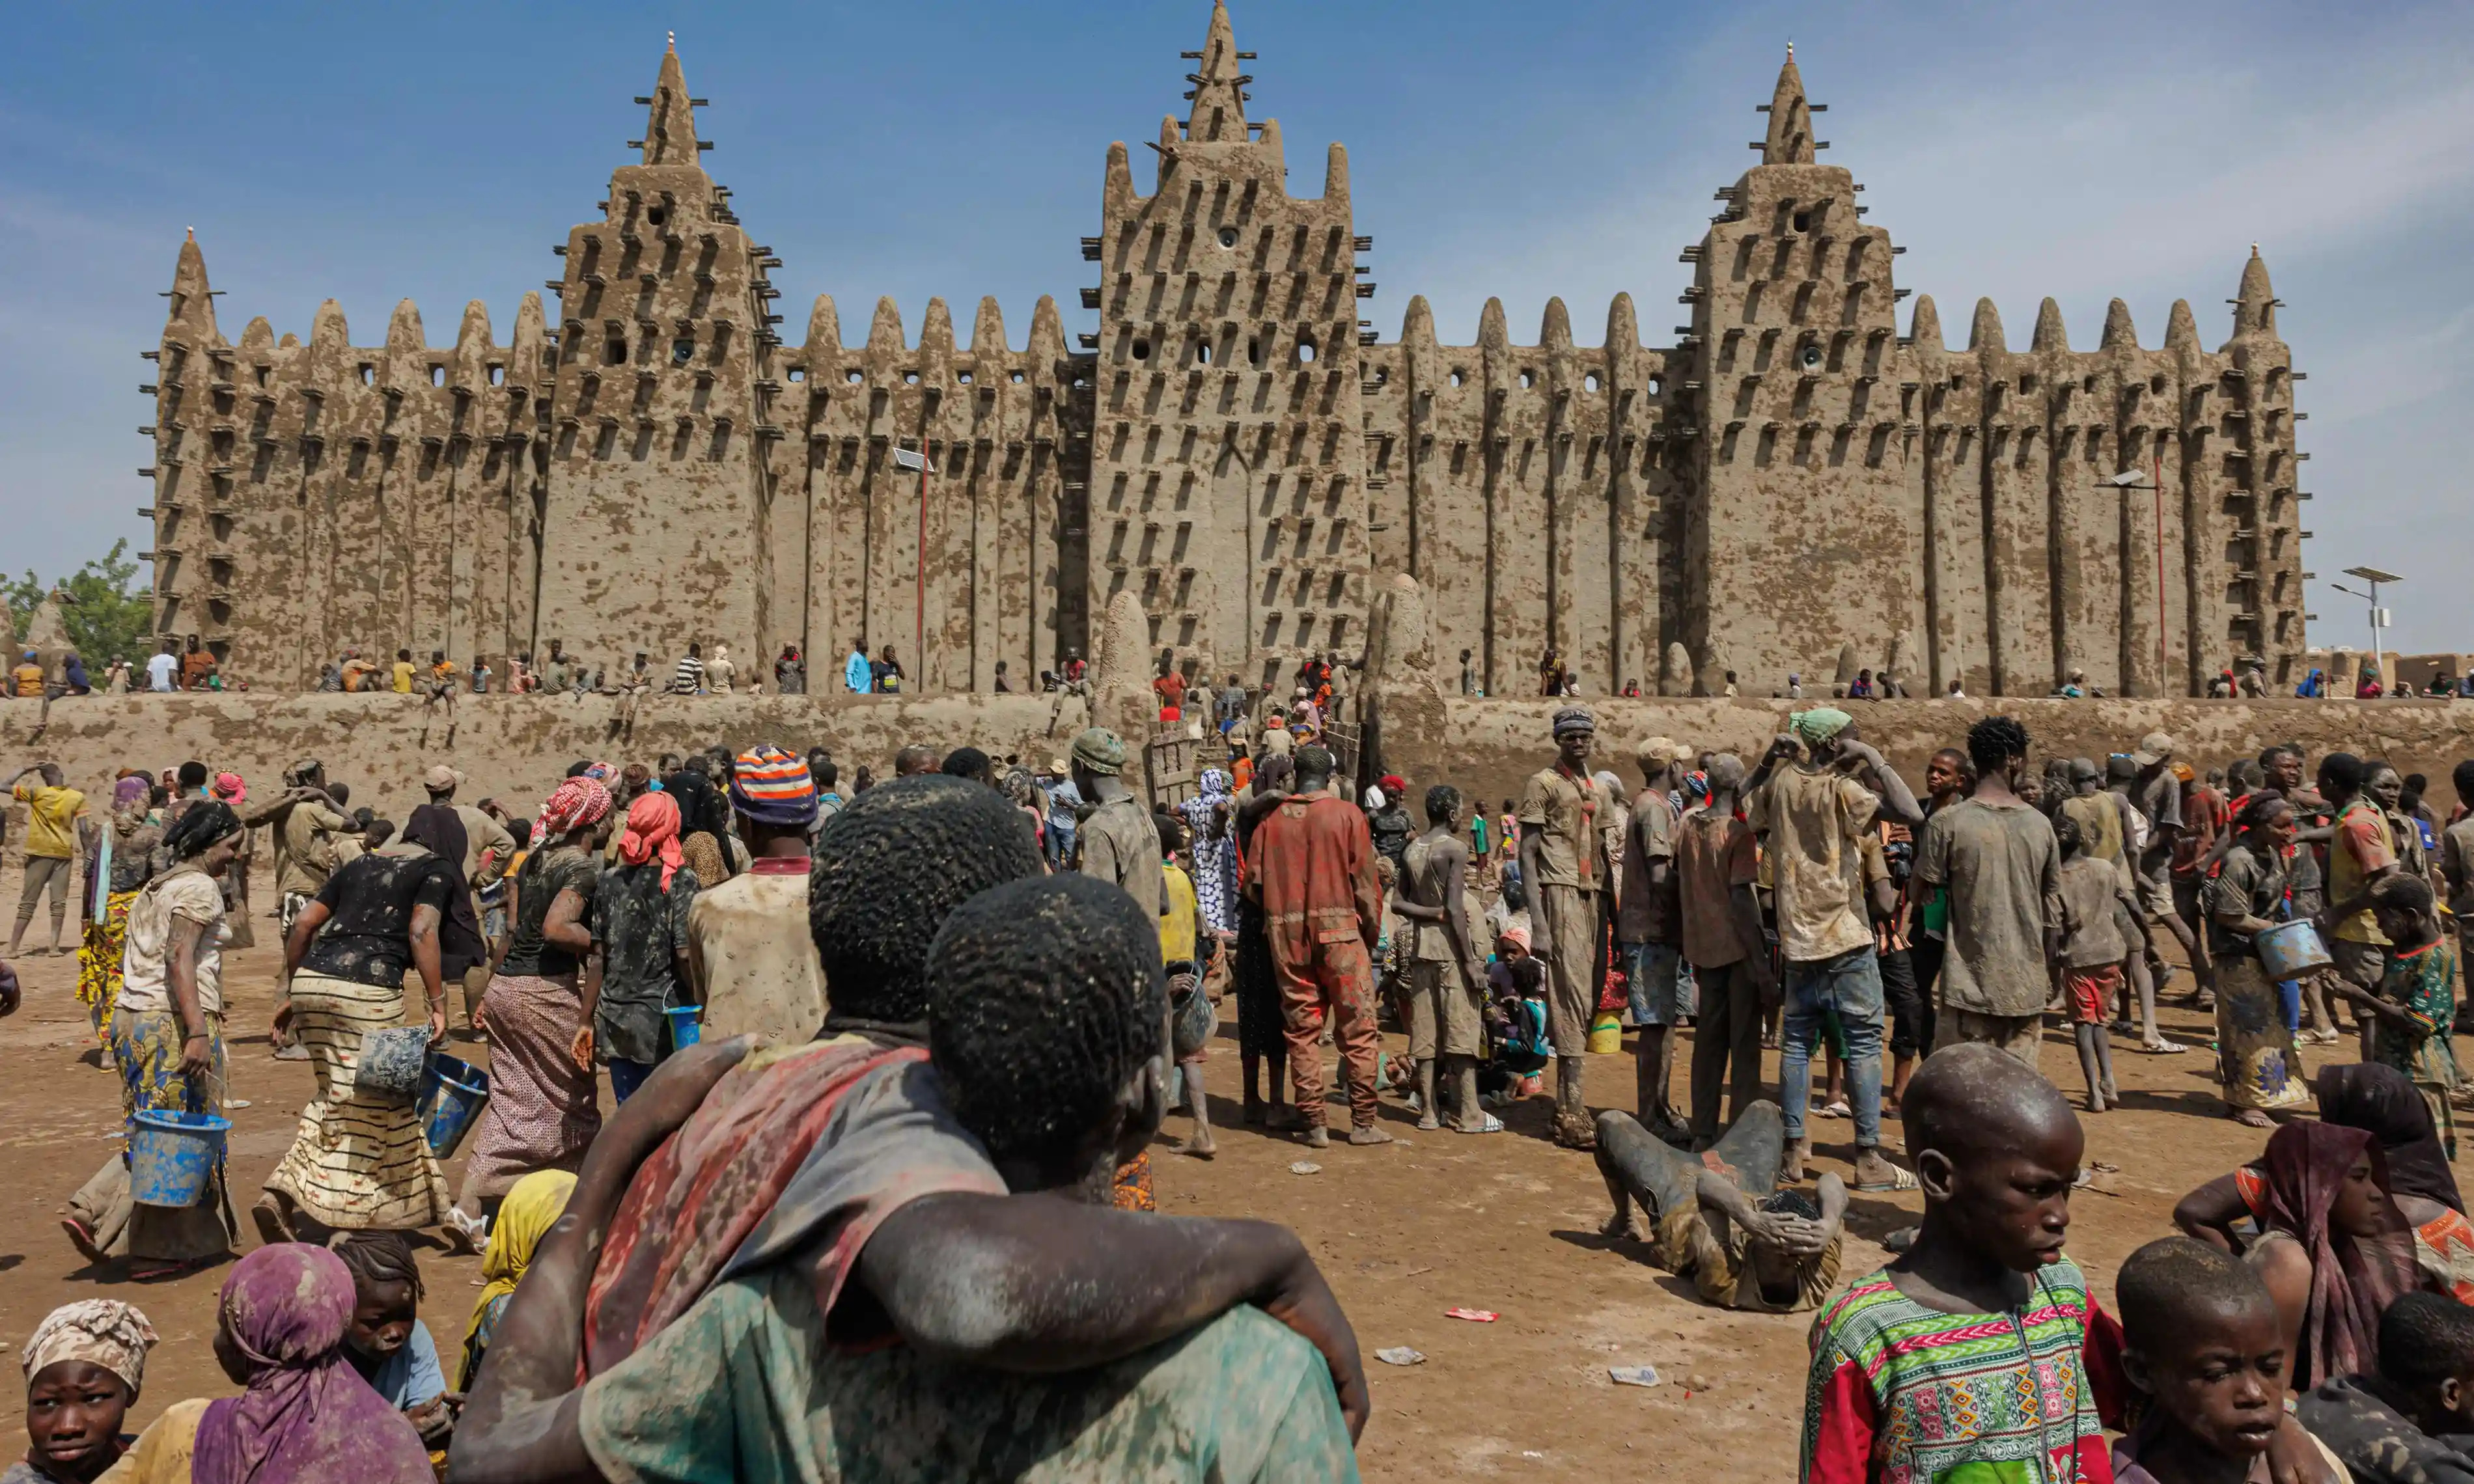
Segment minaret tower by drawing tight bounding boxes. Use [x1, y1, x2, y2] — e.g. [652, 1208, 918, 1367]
[534, 36, 773, 668]
[1085, 1, 1371, 689]
[1682, 46, 1918, 693]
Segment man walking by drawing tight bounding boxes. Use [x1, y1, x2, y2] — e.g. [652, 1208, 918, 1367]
[1747, 708, 1919, 1189]
[843, 640, 871, 695]
[1249, 745, 1389, 1149]
[1518, 707, 1614, 1149]
[4, 762, 83, 955]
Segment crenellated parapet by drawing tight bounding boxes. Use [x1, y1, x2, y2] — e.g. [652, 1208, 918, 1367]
[140, 8, 2305, 700]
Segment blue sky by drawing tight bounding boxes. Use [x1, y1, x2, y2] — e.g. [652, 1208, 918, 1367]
[7, 1, 2469, 652]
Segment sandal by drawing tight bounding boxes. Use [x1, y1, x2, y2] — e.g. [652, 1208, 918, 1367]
[2141, 1038, 2186, 1054]
[1854, 1158, 1920, 1193]
[61, 1218, 105, 1266]
[1452, 1114, 1506, 1134]
[1819, 1099, 1852, 1120]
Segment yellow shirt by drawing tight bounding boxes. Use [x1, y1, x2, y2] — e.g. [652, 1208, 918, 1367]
[391, 660, 415, 693]
[12, 781, 85, 860]
[10, 663, 42, 697]
[1160, 860, 1199, 965]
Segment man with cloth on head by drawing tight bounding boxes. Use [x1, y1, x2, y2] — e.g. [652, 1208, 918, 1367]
[1747, 706, 1921, 1191]
[1519, 706, 1615, 1149]
[687, 746, 828, 1050]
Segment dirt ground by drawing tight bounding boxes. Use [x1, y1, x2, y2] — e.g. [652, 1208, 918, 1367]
[1, 856, 2467, 1481]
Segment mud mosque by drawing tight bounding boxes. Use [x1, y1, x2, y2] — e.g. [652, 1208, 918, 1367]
[135, 3, 2305, 698]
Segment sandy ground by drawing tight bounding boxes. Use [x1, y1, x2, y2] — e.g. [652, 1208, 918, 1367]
[1, 855, 2468, 1480]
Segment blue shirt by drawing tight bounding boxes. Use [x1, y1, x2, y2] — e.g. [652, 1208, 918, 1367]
[363, 1319, 447, 1409]
[844, 651, 871, 693]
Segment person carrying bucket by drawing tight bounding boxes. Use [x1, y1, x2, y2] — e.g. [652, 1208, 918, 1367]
[59, 802, 245, 1279]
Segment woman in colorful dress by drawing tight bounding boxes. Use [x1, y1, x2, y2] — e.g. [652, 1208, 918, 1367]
[445, 778, 609, 1250]
[2203, 790, 2311, 1127]
[257, 809, 475, 1241]
[60, 802, 245, 1278]
[75, 775, 163, 1062]
[1179, 767, 1239, 940]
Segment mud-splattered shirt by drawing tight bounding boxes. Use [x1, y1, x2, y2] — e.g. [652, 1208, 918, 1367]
[300, 847, 460, 988]
[591, 859, 701, 1064]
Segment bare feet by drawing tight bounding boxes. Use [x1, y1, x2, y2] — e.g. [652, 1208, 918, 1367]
[1176, 1130, 1217, 1160]
[1778, 1136, 1811, 1187]
[1598, 1209, 1642, 1242]
[1348, 1124, 1396, 1147]
[2232, 1107, 2275, 1129]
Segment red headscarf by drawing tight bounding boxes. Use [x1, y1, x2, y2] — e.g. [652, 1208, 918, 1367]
[2259, 1119, 2424, 1388]
[618, 790, 685, 890]
[535, 776, 613, 844]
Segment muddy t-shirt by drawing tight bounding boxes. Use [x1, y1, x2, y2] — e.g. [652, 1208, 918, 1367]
[1616, 788, 1682, 946]
[1749, 766, 1877, 963]
[1915, 799, 2061, 1017]
[497, 845, 602, 979]
[592, 860, 701, 1065]
[1674, 808, 1760, 969]
[301, 847, 460, 988]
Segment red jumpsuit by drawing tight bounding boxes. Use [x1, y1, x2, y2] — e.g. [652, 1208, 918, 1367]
[1247, 789, 1384, 1129]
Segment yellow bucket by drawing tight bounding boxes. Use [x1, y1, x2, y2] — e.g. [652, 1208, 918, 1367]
[1587, 1011, 1624, 1054]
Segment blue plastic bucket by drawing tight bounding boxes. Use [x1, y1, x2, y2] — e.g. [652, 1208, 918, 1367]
[423, 1063, 490, 1159]
[666, 1005, 704, 1049]
[130, 1109, 230, 1207]
[2256, 920, 2333, 980]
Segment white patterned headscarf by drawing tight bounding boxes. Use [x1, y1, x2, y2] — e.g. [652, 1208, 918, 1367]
[20, 1300, 158, 1391]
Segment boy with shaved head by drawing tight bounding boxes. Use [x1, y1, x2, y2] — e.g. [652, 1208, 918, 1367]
[1802, 1047, 2337, 1484]
[2303, 1291, 2474, 1483]
[2112, 1236, 2345, 1482]
[1801, 1043, 2124, 1483]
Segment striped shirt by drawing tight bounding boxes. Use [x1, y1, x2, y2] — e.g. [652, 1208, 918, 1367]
[671, 655, 706, 694]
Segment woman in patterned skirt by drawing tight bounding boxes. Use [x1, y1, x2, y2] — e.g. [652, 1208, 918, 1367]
[2204, 792, 2312, 1127]
[61, 802, 244, 1277]
[257, 808, 479, 1241]
[445, 777, 609, 1250]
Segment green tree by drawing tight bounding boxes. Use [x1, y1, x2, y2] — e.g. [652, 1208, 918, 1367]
[7, 540, 156, 665]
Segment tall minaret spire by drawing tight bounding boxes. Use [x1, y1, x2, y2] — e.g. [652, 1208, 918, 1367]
[639, 41, 701, 165]
[1181, 1, 1251, 143]
[1760, 44, 1815, 165]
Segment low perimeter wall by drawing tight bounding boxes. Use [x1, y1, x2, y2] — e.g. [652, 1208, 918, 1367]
[7, 691, 2474, 832]
[1370, 691, 2474, 812]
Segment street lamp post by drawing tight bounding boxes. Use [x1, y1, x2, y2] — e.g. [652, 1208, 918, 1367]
[2328, 566, 2402, 694]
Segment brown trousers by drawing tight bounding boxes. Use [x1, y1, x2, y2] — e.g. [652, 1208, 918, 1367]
[1274, 935, 1382, 1129]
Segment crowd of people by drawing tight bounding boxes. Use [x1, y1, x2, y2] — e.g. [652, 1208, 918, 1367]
[7, 695, 2474, 1481]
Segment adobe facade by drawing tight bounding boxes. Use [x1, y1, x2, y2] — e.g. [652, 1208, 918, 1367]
[137, 4, 2307, 698]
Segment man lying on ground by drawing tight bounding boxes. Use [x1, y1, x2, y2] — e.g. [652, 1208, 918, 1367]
[451, 776, 1365, 1483]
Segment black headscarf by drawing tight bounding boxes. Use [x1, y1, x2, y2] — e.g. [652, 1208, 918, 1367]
[661, 770, 734, 881]
[164, 800, 242, 861]
[400, 803, 487, 978]
[2316, 1062, 2464, 1213]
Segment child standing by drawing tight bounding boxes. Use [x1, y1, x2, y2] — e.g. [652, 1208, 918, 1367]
[2051, 811, 2148, 1112]
[2343, 873, 2460, 1157]
[1801, 1043, 2126, 1483]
